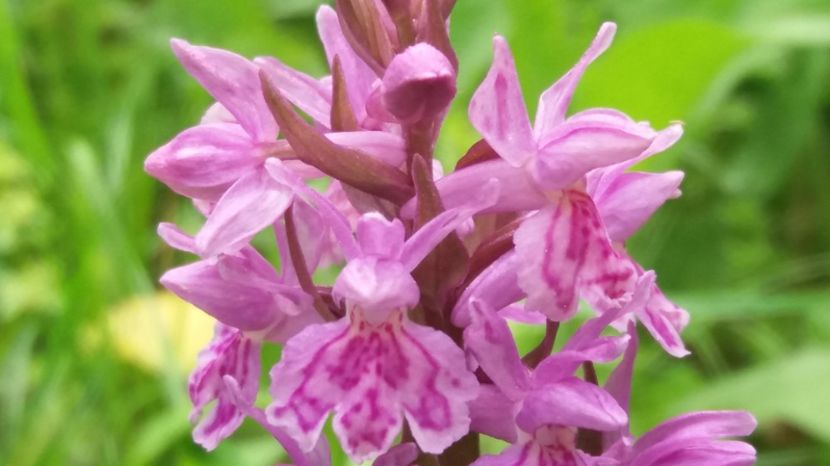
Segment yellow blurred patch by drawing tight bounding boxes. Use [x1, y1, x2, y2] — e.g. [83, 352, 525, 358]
[103, 291, 215, 373]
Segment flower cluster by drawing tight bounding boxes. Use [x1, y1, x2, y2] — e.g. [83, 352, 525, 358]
[145, 1, 757, 465]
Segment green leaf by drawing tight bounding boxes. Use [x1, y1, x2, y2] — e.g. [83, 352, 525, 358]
[673, 348, 830, 441]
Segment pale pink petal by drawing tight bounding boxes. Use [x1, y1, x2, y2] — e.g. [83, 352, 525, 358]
[356, 213, 406, 259]
[499, 305, 547, 325]
[195, 167, 293, 257]
[170, 39, 276, 140]
[144, 123, 263, 201]
[157, 222, 196, 254]
[265, 159, 360, 259]
[515, 378, 627, 433]
[514, 192, 637, 321]
[326, 131, 407, 167]
[469, 384, 519, 442]
[402, 158, 546, 218]
[200, 102, 235, 125]
[316, 5, 377, 120]
[634, 411, 757, 457]
[534, 23, 616, 136]
[464, 299, 531, 400]
[333, 258, 420, 323]
[630, 438, 756, 466]
[399, 319, 479, 454]
[593, 171, 684, 242]
[451, 251, 525, 327]
[637, 285, 690, 358]
[255, 56, 332, 125]
[189, 325, 260, 450]
[468, 36, 537, 167]
[533, 117, 656, 191]
[373, 442, 419, 466]
[586, 123, 684, 199]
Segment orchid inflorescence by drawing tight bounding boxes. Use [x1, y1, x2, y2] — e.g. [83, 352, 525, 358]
[145, 1, 757, 465]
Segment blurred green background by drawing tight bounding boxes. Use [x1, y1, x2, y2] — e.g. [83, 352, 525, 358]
[1, 0, 830, 464]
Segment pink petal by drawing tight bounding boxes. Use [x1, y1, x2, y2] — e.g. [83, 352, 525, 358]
[532, 116, 656, 191]
[355, 213, 406, 259]
[333, 258, 420, 323]
[267, 312, 477, 463]
[468, 384, 519, 442]
[515, 378, 627, 433]
[634, 411, 757, 457]
[534, 23, 616, 136]
[144, 123, 263, 201]
[631, 438, 756, 466]
[157, 222, 196, 254]
[170, 39, 276, 141]
[468, 36, 536, 167]
[451, 251, 525, 327]
[265, 159, 361, 260]
[637, 284, 690, 358]
[222, 376, 332, 466]
[316, 5, 377, 120]
[255, 56, 332, 125]
[402, 158, 546, 218]
[514, 192, 637, 321]
[373, 442, 419, 466]
[593, 171, 685, 242]
[464, 299, 531, 400]
[326, 131, 407, 167]
[195, 167, 293, 257]
[189, 325, 261, 450]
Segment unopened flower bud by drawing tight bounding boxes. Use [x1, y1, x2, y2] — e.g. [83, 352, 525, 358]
[381, 43, 456, 124]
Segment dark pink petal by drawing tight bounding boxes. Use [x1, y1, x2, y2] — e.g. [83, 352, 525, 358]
[316, 5, 377, 120]
[373, 442, 419, 466]
[255, 56, 332, 125]
[499, 305, 546, 325]
[267, 312, 477, 463]
[468, 36, 536, 167]
[468, 384, 519, 442]
[515, 377, 627, 433]
[144, 123, 263, 201]
[630, 438, 756, 466]
[464, 299, 531, 399]
[381, 43, 456, 123]
[189, 325, 261, 450]
[195, 167, 293, 257]
[514, 192, 637, 321]
[533, 117, 656, 191]
[534, 23, 616, 136]
[593, 171, 684, 242]
[170, 39, 276, 141]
